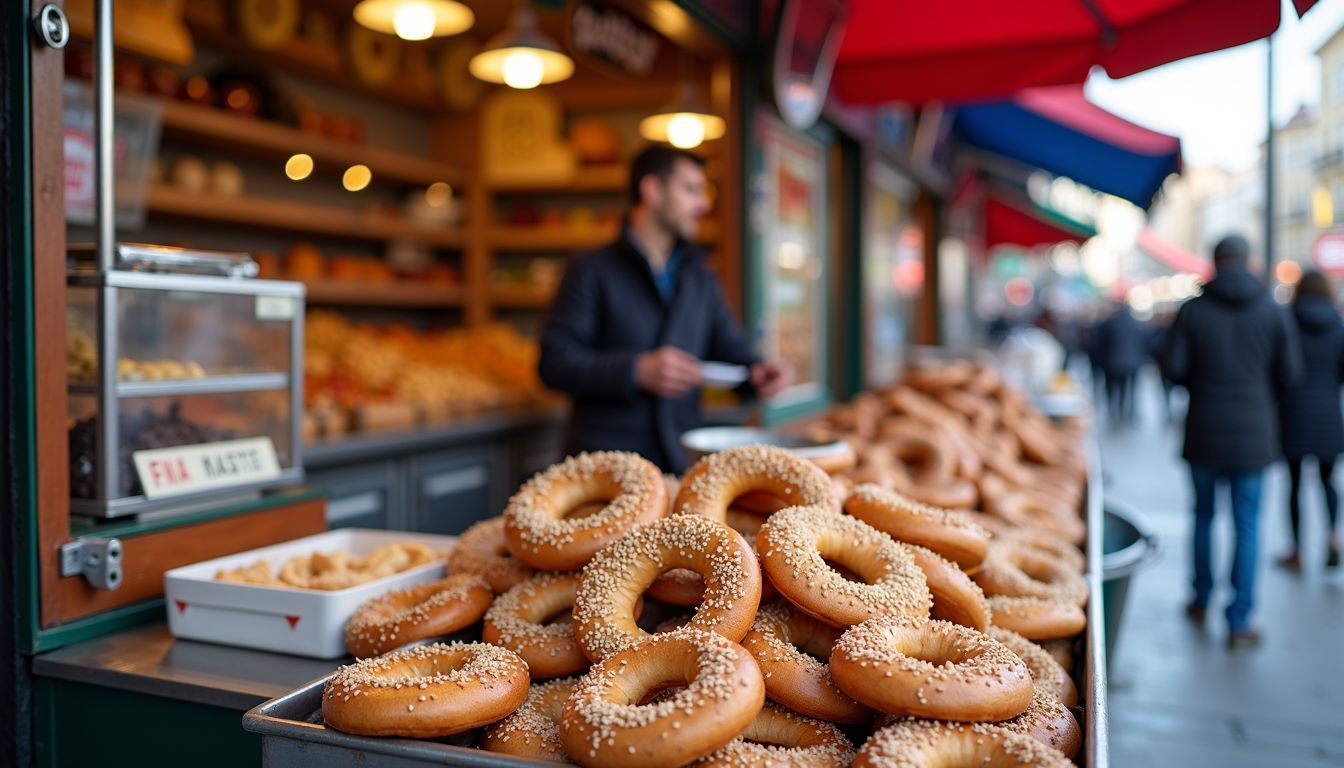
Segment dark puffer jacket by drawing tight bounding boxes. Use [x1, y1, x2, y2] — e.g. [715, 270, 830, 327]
[1279, 295, 1344, 460]
[1160, 268, 1303, 471]
[538, 232, 758, 473]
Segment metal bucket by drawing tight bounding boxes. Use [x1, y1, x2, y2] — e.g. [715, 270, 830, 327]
[1101, 501, 1161, 667]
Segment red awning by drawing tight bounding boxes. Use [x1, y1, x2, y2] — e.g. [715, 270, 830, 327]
[1136, 228, 1212, 278]
[985, 197, 1092, 250]
[835, 0, 1318, 105]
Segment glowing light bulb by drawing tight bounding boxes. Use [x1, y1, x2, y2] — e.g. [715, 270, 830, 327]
[285, 154, 313, 181]
[392, 1, 435, 41]
[666, 114, 705, 149]
[501, 49, 544, 89]
[343, 164, 372, 192]
[425, 182, 452, 207]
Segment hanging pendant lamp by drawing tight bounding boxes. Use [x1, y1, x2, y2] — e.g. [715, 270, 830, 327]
[468, 3, 574, 89]
[639, 81, 726, 150]
[353, 0, 475, 41]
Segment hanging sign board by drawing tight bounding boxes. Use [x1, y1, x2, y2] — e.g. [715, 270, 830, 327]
[569, 1, 659, 78]
[771, 0, 848, 131]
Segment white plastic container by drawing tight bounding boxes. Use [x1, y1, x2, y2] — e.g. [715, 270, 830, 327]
[164, 529, 457, 658]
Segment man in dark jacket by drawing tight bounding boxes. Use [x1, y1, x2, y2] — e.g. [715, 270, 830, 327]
[539, 146, 792, 472]
[1160, 235, 1303, 649]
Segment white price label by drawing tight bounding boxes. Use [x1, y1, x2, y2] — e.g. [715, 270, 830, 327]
[256, 295, 296, 320]
[133, 437, 282, 500]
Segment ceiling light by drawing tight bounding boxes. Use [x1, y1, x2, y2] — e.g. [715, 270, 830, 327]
[353, 0, 474, 42]
[639, 82, 726, 150]
[469, 5, 574, 89]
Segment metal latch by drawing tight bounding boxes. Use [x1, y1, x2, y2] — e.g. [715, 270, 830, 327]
[60, 538, 123, 591]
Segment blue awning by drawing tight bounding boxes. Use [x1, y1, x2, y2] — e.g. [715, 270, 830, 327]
[954, 86, 1182, 209]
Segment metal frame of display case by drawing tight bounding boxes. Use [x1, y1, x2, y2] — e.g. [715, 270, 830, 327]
[67, 269, 305, 518]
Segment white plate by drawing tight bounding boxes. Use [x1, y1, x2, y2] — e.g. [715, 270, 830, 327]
[700, 361, 749, 388]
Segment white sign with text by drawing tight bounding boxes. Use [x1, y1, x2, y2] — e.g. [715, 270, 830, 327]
[133, 437, 281, 500]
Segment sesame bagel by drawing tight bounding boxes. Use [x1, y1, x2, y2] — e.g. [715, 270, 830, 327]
[693, 702, 854, 767]
[854, 720, 1073, 768]
[740, 602, 871, 724]
[844, 484, 991, 569]
[996, 687, 1083, 758]
[560, 628, 766, 768]
[504, 451, 668, 571]
[482, 572, 589, 679]
[973, 544, 1089, 607]
[985, 490, 1087, 546]
[988, 626, 1079, 707]
[574, 515, 761, 661]
[904, 543, 990, 631]
[757, 506, 931, 628]
[986, 595, 1088, 641]
[447, 517, 535, 594]
[481, 677, 579, 762]
[672, 444, 837, 522]
[830, 616, 1034, 722]
[344, 574, 493, 658]
[322, 642, 529, 738]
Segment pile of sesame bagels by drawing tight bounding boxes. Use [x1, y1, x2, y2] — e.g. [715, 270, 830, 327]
[322, 360, 1090, 767]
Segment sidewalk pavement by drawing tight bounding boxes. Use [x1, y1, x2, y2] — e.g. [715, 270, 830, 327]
[1100, 367, 1344, 767]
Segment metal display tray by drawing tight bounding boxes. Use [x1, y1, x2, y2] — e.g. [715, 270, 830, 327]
[244, 435, 1109, 767]
[243, 678, 551, 767]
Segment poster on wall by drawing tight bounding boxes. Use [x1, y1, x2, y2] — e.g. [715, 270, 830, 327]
[756, 115, 828, 411]
[864, 163, 922, 388]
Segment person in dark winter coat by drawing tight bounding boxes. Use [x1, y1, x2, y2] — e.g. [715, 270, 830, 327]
[1096, 303, 1150, 426]
[539, 146, 792, 473]
[1159, 235, 1303, 650]
[1277, 270, 1344, 571]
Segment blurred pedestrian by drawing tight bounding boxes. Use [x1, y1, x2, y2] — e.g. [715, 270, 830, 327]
[1148, 310, 1178, 423]
[1277, 270, 1344, 571]
[1096, 302, 1149, 427]
[1159, 235, 1302, 650]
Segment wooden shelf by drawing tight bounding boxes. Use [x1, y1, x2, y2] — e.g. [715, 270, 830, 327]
[488, 166, 627, 194]
[491, 285, 555, 309]
[487, 221, 721, 252]
[487, 225, 621, 252]
[158, 99, 463, 188]
[146, 186, 463, 248]
[304, 280, 464, 309]
[183, 3, 440, 112]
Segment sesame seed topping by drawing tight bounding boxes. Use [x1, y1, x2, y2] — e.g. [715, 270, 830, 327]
[575, 515, 758, 660]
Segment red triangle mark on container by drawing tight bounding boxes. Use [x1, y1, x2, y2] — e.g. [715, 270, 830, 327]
[174, 600, 188, 614]
[285, 615, 301, 630]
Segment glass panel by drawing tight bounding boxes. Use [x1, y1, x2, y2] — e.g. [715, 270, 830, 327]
[67, 286, 99, 384]
[69, 393, 99, 499]
[114, 390, 293, 498]
[115, 286, 293, 381]
[863, 164, 922, 388]
[759, 117, 827, 404]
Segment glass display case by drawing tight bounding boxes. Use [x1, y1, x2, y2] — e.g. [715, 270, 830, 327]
[67, 245, 305, 518]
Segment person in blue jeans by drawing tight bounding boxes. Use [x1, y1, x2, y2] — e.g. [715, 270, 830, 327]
[1159, 236, 1302, 649]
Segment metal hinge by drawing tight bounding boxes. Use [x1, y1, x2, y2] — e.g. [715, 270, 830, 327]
[60, 538, 124, 591]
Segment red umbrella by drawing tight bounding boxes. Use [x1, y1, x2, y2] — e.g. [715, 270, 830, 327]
[835, 0, 1319, 105]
